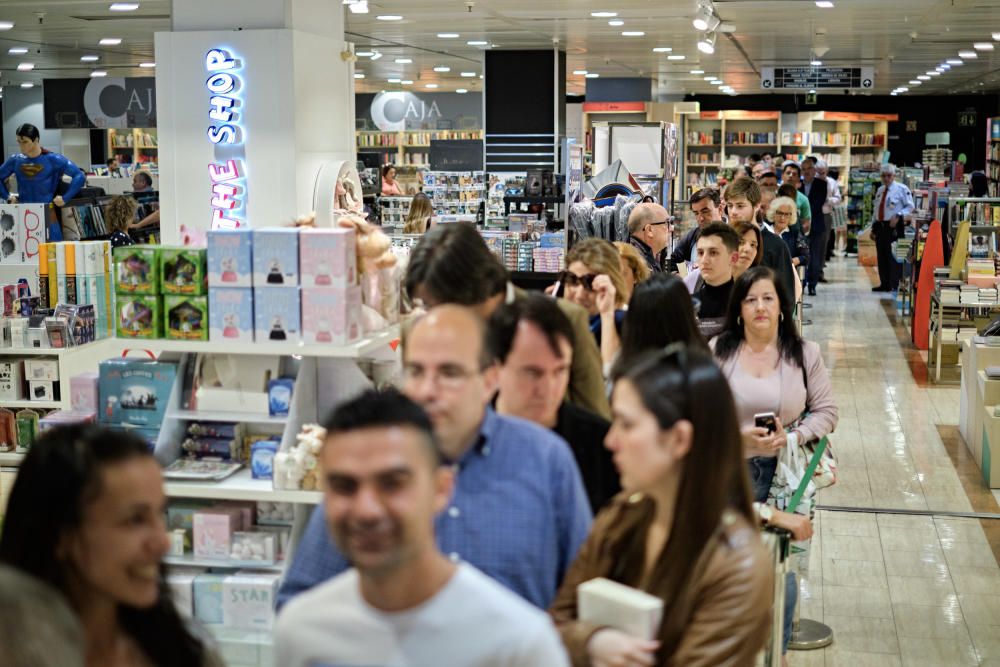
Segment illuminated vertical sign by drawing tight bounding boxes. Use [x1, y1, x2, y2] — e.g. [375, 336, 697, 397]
[205, 48, 247, 229]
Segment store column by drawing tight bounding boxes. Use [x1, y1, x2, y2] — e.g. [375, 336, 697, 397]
[155, 0, 355, 244]
[484, 50, 566, 174]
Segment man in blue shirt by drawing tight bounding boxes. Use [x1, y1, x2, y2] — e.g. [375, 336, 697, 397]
[277, 305, 593, 610]
[871, 163, 915, 293]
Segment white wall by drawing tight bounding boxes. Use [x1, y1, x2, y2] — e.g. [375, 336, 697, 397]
[2, 86, 62, 158]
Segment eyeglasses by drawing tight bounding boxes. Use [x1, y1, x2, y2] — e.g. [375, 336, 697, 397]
[773, 210, 795, 218]
[403, 363, 483, 390]
[561, 272, 598, 291]
[647, 219, 671, 229]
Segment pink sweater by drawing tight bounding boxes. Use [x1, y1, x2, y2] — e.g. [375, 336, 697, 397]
[713, 339, 839, 446]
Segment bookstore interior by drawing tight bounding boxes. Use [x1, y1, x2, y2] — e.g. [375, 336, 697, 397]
[2, 1, 1000, 666]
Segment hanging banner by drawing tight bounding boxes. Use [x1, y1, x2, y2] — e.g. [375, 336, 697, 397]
[761, 67, 874, 90]
[44, 78, 157, 129]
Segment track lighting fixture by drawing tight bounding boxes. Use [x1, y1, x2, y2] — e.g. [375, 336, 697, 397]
[697, 31, 717, 55]
[692, 1, 720, 32]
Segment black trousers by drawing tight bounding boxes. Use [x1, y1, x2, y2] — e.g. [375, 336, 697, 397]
[806, 225, 827, 289]
[873, 220, 900, 290]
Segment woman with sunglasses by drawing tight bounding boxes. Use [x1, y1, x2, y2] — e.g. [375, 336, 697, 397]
[562, 238, 629, 370]
[550, 344, 773, 666]
[0, 425, 223, 667]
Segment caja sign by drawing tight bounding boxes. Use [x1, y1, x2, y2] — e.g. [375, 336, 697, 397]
[370, 92, 443, 131]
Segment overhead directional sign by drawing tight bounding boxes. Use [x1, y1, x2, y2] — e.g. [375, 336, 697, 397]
[761, 67, 875, 90]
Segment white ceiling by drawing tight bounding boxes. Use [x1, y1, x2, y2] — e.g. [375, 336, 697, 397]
[0, 0, 996, 99]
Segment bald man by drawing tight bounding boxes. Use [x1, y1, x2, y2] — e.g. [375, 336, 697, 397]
[278, 305, 592, 611]
[627, 201, 671, 274]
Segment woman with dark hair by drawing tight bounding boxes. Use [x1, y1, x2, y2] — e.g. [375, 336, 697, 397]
[381, 164, 403, 195]
[731, 219, 762, 279]
[611, 274, 707, 378]
[551, 344, 773, 666]
[712, 266, 838, 659]
[0, 424, 222, 667]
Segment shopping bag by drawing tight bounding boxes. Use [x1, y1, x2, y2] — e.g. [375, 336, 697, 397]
[767, 437, 829, 517]
[804, 436, 837, 489]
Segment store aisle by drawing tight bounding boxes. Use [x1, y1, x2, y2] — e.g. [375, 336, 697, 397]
[789, 257, 1000, 666]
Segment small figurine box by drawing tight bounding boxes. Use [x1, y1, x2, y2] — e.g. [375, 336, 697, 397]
[98, 356, 177, 427]
[222, 573, 281, 630]
[193, 508, 240, 559]
[115, 294, 162, 339]
[193, 574, 226, 625]
[0, 360, 23, 401]
[252, 229, 299, 286]
[253, 287, 301, 343]
[113, 245, 160, 295]
[70, 372, 99, 412]
[160, 247, 208, 296]
[164, 295, 209, 341]
[207, 229, 253, 288]
[301, 286, 362, 346]
[208, 287, 253, 343]
[300, 227, 357, 288]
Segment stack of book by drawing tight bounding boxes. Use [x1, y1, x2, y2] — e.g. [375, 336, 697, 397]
[961, 284, 980, 304]
[939, 281, 962, 305]
[980, 288, 999, 304]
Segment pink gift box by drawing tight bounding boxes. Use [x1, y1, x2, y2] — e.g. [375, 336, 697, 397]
[299, 228, 356, 288]
[301, 286, 361, 346]
[193, 508, 241, 559]
[70, 372, 99, 413]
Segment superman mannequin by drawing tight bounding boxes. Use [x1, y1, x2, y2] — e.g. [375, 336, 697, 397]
[0, 123, 85, 207]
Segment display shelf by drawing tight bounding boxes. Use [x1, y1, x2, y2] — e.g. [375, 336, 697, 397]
[164, 468, 322, 504]
[687, 163, 721, 168]
[132, 326, 398, 360]
[0, 342, 111, 356]
[167, 410, 287, 426]
[164, 554, 285, 573]
[0, 400, 61, 409]
[0, 452, 25, 466]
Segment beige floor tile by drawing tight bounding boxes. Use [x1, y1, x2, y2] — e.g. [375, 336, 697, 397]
[898, 634, 979, 666]
[934, 518, 990, 545]
[950, 566, 1000, 596]
[887, 575, 957, 607]
[882, 548, 949, 580]
[821, 513, 879, 538]
[959, 593, 1000, 626]
[968, 623, 1000, 660]
[823, 649, 901, 667]
[943, 540, 1000, 569]
[821, 558, 888, 589]
[892, 603, 969, 640]
[824, 535, 885, 562]
[821, 615, 900, 654]
[823, 585, 893, 619]
[879, 526, 943, 552]
[787, 649, 826, 667]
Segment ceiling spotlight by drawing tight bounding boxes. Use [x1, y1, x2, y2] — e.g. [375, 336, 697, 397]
[810, 59, 822, 66]
[461, 71, 476, 77]
[370, 51, 383, 60]
[585, 73, 600, 78]
[947, 58, 963, 65]
[573, 70, 588, 75]
[81, 55, 100, 62]
[653, 47, 673, 53]
[994, 32, 1000, 41]
[8, 47, 26, 55]
[622, 31, 645, 37]
[809, 88, 817, 94]
[467, 40, 488, 46]
[99, 38, 122, 45]
[16, 63, 33, 71]
[697, 31, 716, 54]
[917, 75, 931, 80]
[434, 66, 450, 72]
[139, 62, 155, 68]
[608, 19, 624, 26]
[927, 70, 941, 76]
[890, 91, 898, 96]
[974, 42, 995, 51]
[959, 50, 977, 58]
[693, 2, 719, 31]
[348, 0, 369, 14]
[939, 64, 951, 69]
[703, 76, 715, 81]
[667, 54, 686, 60]
[0, 22, 13, 30]
[356, 50, 374, 57]
[425, 83, 439, 88]
[20, 82, 33, 88]
[109, 0, 139, 7]
[354, 73, 365, 79]
[456, 88, 468, 93]
[710, 78, 722, 84]
[591, 11, 617, 17]
[690, 69, 705, 74]
[387, 78, 401, 83]
[437, 33, 459, 38]
[401, 80, 413, 85]
[395, 58, 412, 64]
[909, 80, 920, 85]
[90, 70, 108, 78]
[815, 1, 834, 7]
[897, 87, 909, 92]
[376, 15, 403, 21]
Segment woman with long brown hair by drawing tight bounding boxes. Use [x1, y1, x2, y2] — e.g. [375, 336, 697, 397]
[403, 192, 434, 234]
[550, 344, 773, 666]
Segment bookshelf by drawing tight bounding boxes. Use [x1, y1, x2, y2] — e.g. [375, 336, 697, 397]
[355, 129, 483, 168]
[987, 117, 1000, 197]
[107, 128, 158, 166]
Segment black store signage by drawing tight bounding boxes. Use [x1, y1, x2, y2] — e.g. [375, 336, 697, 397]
[43, 77, 157, 129]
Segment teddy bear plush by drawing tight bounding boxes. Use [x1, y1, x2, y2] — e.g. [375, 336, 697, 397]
[336, 213, 401, 330]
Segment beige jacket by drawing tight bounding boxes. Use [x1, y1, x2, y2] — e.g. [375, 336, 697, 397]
[550, 493, 773, 666]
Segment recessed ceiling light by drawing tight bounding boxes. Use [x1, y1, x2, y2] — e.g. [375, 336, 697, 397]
[99, 38, 122, 45]
[395, 58, 412, 64]
[81, 55, 100, 62]
[401, 80, 413, 85]
[467, 40, 488, 46]
[622, 31, 645, 37]
[815, 0, 834, 7]
[890, 91, 898, 96]
[109, 2, 139, 10]
[668, 55, 686, 61]
[653, 47, 673, 52]
[710, 79, 722, 84]
[456, 88, 468, 93]
[16, 63, 33, 71]
[959, 50, 977, 58]
[897, 87, 909, 92]
[425, 83, 439, 88]
[387, 78, 401, 83]
[703, 75, 715, 81]
[434, 66, 450, 72]
[370, 51, 383, 60]
[461, 71, 476, 77]
[909, 79, 920, 84]
[139, 62, 155, 68]
[91, 70, 108, 78]
[608, 20, 624, 26]
[810, 59, 822, 66]
[939, 64, 951, 70]
[437, 33, 459, 38]
[690, 69, 705, 74]
[376, 15, 403, 21]
[585, 73, 600, 78]
[20, 82, 33, 88]
[994, 32, 1000, 41]
[0, 22, 14, 30]
[927, 70, 941, 76]
[947, 58, 963, 65]
[591, 11, 617, 17]
[975, 42, 995, 51]
[354, 73, 365, 79]
[573, 70, 588, 75]
[917, 75, 931, 80]
[8, 47, 26, 55]
[356, 50, 374, 57]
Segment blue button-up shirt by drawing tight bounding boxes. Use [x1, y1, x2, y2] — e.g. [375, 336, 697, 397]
[874, 181, 915, 222]
[276, 408, 593, 610]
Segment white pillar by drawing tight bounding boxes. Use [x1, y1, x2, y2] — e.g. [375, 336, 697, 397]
[155, 0, 355, 244]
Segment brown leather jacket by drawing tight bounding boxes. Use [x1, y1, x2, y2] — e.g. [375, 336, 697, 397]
[550, 493, 773, 666]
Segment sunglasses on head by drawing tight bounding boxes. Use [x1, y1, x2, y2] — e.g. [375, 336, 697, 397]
[561, 272, 598, 290]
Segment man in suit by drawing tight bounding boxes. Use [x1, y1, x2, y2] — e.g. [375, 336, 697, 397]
[799, 156, 828, 296]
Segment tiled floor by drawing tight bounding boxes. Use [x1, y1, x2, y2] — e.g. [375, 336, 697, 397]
[788, 257, 1000, 666]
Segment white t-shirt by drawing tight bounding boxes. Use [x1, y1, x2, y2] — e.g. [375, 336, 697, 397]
[274, 563, 570, 667]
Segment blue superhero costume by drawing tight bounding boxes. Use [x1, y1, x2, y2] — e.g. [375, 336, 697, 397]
[0, 150, 86, 204]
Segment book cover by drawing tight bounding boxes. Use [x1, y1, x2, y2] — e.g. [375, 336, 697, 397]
[578, 577, 664, 641]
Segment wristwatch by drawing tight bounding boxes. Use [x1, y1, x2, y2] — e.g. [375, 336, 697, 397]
[753, 502, 774, 525]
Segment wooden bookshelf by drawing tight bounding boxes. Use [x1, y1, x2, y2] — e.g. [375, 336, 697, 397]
[355, 129, 483, 167]
[107, 128, 158, 167]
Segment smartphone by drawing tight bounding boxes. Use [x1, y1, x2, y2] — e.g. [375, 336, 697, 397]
[754, 412, 777, 434]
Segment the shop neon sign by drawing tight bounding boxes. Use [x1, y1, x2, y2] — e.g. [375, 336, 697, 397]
[206, 48, 247, 229]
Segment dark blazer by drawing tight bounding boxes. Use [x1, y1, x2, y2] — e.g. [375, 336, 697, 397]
[669, 226, 702, 271]
[800, 177, 828, 234]
[776, 224, 809, 268]
[760, 228, 797, 304]
[554, 402, 620, 513]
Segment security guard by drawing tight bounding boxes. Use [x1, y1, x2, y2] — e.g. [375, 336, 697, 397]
[871, 163, 914, 293]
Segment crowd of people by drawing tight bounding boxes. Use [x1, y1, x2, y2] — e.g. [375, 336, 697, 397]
[0, 192, 840, 665]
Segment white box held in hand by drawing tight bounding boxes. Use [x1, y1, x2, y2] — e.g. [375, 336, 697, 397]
[578, 577, 664, 641]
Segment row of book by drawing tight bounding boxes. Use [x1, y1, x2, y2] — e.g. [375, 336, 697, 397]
[724, 132, 776, 145]
[687, 130, 722, 145]
[687, 153, 721, 164]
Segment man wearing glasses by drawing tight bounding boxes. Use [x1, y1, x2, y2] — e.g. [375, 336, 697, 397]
[670, 188, 723, 272]
[278, 305, 593, 611]
[626, 201, 672, 274]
